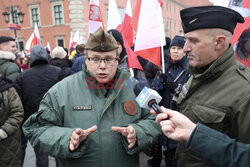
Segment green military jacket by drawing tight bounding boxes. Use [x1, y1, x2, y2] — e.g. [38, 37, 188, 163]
[186, 123, 250, 167]
[23, 66, 161, 167]
[176, 45, 250, 167]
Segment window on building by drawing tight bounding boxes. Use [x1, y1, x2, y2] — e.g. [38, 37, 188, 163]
[18, 40, 24, 51]
[56, 36, 65, 47]
[29, 4, 41, 27]
[12, 10, 19, 24]
[54, 5, 64, 25]
[31, 8, 40, 26]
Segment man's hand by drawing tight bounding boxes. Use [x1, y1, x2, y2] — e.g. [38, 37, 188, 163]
[112, 126, 136, 149]
[150, 106, 196, 141]
[69, 125, 97, 151]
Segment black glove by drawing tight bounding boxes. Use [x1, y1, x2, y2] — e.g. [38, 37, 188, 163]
[165, 81, 178, 93]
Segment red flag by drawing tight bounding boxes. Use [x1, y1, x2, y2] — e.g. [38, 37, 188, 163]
[131, 0, 142, 33]
[230, 0, 250, 67]
[117, 24, 143, 70]
[123, 0, 134, 47]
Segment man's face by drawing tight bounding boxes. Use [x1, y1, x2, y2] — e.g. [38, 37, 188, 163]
[85, 50, 118, 83]
[0, 41, 17, 53]
[184, 29, 219, 67]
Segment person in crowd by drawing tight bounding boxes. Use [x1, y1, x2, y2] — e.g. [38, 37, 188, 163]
[0, 77, 24, 167]
[15, 45, 63, 167]
[19, 57, 29, 72]
[108, 29, 147, 81]
[71, 45, 86, 74]
[148, 35, 189, 167]
[70, 44, 85, 62]
[0, 36, 17, 54]
[169, 5, 250, 167]
[152, 107, 250, 167]
[0, 36, 20, 82]
[50, 46, 73, 78]
[22, 27, 161, 167]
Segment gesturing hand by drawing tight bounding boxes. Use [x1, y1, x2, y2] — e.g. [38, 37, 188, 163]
[69, 125, 97, 151]
[112, 126, 137, 149]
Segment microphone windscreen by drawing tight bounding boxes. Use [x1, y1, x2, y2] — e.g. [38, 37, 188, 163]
[133, 82, 147, 96]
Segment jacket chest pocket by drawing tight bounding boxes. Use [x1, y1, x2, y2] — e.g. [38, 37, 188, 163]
[192, 104, 226, 131]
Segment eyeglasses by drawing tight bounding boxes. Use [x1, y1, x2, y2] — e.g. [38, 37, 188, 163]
[87, 56, 119, 66]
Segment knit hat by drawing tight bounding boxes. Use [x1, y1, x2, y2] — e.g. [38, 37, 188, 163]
[170, 36, 186, 48]
[51, 46, 67, 59]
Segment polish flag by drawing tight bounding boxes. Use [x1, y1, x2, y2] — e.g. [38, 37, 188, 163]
[25, 23, 41, 53]
[229, 0, 250, 67]
[123, 0, 134, 47]
[134, 0, 166, 68]
[88, 0, 104, 34]
[107, 0, 143, 70]
[107, 0, 121, 30]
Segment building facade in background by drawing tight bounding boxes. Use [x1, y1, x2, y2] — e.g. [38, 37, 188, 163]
[0, 0, 212, 51]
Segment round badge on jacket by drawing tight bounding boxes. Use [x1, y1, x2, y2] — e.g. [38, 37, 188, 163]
[123, 100, 137, 116]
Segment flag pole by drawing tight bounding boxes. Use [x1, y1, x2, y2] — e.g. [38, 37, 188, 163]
[129, 68, 135, 77]
[159, 3, 165, 74]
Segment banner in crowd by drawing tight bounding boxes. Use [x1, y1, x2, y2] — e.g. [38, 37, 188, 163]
[88, 0, 104, 34]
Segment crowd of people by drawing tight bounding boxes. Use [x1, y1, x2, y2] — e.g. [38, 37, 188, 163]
[0, 5, 249, 167]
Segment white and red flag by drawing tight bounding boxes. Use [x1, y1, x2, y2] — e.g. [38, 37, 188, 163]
[107, 0, 143, 71]
[107, 0, 121, 30]
[25, 23, 41, 53]
[229, 0, 250, 67]
[133, 0, 166, 69]
[88, 0, 104, 34]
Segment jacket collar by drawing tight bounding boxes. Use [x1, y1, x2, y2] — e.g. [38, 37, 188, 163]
[0, 50, 16, 61]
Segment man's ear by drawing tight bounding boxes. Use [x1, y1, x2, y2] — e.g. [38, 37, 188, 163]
[215, 35, 226, 50]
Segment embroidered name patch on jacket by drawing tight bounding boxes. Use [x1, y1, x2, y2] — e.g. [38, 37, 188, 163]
[73, 105, 92, 111]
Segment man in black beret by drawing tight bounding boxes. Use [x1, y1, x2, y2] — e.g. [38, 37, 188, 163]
[22, 27, 161, 167]
[158, 5, 250, 167]
[0, 36, 17, 54]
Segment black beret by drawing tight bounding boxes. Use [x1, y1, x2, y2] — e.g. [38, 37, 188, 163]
[85, 27, 118, 52]
[180, 6, 245, 34]
[0, 36, 15, 44]
[170, 36, 186, 48]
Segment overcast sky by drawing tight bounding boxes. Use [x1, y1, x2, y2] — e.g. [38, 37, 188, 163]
[209, 0, 230, 7]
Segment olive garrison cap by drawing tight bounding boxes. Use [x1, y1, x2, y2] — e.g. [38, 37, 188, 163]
[180, 6, 245, 34]
[85, 27, 118, 52]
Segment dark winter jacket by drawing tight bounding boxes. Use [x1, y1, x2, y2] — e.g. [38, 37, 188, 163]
[50, 58, 73, 78]
[15, 45, 63, 121]
[0, 50, 20, 83]
[71, 56, 85, 74]
[0, 77, 24, 167]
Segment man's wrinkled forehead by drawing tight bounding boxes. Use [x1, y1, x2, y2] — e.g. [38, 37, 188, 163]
[87, 50, 117, 58]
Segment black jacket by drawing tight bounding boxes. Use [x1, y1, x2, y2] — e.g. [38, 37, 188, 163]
[15, 45, 63, 121]
[50, 58, 73, 78]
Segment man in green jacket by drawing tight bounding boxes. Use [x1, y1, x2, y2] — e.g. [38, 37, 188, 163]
[23, 27, 161, 167]
[174, 6, 250, 167]
[153, 107, 250, 167]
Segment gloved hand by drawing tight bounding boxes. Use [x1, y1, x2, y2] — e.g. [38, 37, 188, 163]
[159, 74, 178, 93]
[165, 81, 178, 93]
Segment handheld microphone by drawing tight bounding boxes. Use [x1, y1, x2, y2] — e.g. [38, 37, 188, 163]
[134, 82, 162, 114]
